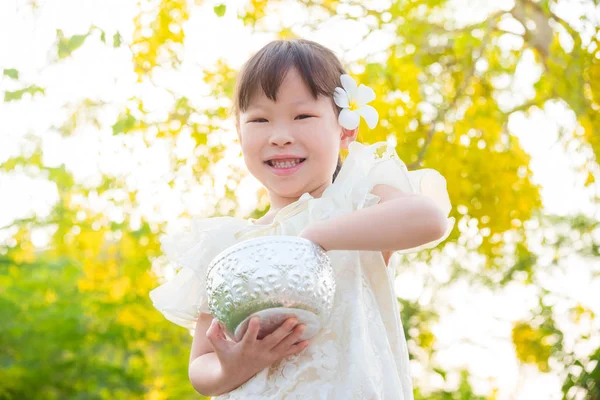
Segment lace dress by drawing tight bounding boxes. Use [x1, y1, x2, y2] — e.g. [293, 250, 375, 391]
[150, 141, 455, 400]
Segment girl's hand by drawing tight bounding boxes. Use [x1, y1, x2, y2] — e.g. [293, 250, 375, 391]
[205, 316, 309, 386]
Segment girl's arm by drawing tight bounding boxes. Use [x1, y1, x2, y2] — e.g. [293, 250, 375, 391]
[188, 314, 233, 396]
[299, 184, 448, 254]
[188, 314, 262, 396]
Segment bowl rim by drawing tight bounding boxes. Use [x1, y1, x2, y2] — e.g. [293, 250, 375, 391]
[206, 235, 327, 277]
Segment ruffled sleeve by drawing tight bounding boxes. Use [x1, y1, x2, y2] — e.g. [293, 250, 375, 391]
[149, 217, 247, 330]
[334, 141, 455, 254]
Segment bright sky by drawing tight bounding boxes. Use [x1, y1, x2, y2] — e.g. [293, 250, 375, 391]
[0, 0, 599, 399]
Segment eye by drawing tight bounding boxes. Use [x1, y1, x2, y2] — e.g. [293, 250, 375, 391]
[295, 114, 313, 120]
[249, 118, 268, 123]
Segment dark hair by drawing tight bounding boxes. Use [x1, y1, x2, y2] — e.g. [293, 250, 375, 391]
[233, 39, 346, 182]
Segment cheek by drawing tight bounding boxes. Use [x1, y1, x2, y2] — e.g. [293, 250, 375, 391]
[239, 130, 264, 172]
[313, 120, 342, 148]
[240, 128, 260, 150]
[303, 118, 338, 139]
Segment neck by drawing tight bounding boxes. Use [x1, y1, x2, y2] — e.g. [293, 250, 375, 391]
[267, 181, 331, 213]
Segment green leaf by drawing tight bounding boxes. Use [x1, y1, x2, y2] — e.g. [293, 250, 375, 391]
[112, 113, 137, 135]
[113, 32, 122, 48]
[100, 30, 106, 43]
[57, 29, 90, 59]
[4, 85, 45, 102]
[214, 4, 226, 17]
[433, 367, 447, 380]
[3, 68, 19, 79]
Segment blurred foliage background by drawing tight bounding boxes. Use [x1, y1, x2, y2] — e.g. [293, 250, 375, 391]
[1, 0, 599, 399]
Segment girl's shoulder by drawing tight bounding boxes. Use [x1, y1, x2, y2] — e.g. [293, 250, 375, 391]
[329, 141, 449, 207]
[169, 215, 250, 236]
[159, 216, 250, 267]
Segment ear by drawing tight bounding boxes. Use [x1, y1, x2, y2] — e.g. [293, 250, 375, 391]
[340, 127, 358, 150]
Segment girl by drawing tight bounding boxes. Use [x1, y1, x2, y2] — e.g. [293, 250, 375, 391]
[150, 39, 454, 399]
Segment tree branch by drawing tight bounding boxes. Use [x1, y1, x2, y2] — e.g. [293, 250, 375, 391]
[407, 21, 494, 169]
[525, 0, 580, 41]
[427, 10, 506, 35]
[0, 217, 38, 231]
[505, 99, 543, 114]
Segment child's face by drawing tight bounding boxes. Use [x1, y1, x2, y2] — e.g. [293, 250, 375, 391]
[239, 67, 353, 203]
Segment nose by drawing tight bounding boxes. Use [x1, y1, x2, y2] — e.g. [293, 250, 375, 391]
[269, 125, 294, 147]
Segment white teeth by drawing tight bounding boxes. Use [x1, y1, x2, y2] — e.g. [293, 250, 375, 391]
[269, 159, 303, 169]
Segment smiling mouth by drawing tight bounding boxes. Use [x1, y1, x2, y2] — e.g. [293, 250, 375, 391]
[265, 158, 306, 169]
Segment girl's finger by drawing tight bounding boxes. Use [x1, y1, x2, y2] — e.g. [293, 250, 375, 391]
[206, 319, 228, 352]
[214, 321, 227, 341]
[272, 324, 306, 354]
[205, 318, 217, 337]
[283, 340, 310, 357]
[262, 317, 297, 350]
[240, 317, 260, 346]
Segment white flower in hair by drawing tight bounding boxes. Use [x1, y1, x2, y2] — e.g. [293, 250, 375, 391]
[333, 74, 379, 130]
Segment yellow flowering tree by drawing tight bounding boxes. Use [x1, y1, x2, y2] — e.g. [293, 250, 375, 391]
[1, 0, 598, 398]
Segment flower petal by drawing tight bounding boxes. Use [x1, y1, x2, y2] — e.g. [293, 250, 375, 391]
[340, 74, 357, 99]
[339, 108, 360, 130]
[358, 105, 379, 129]
[355, 84, 376, 106]
[333, 87, 349, 108]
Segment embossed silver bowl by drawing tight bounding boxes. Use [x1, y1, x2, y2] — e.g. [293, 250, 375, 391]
[206, 236, 335, 342]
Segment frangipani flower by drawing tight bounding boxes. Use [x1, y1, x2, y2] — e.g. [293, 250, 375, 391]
[333, 74, 379, 130]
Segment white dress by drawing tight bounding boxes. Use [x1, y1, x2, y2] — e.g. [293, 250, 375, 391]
[150, 141, 455, 400]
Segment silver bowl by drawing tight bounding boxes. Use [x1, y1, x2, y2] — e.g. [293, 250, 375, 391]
[206, 236, 335, 342]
